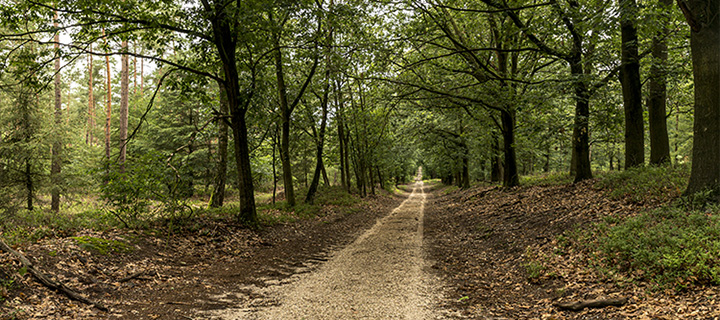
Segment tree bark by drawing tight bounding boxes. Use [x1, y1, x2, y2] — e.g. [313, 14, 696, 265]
[680, 0, 720, 197]
[209, 84, 229, 208]
[570, 60, 593, 182]
[119, 39, 129, 172]
[620, 0, 645, 168]
[51, 11, 62, 212]
[305, 88, 329, 204]
[491, 133, 502, 182]
[87, 49, 95, 146]
[648, 0, 672, 165]
[501, 109, 519, 187]
[274, 34, 297, 207]
[206, 1, 257, 224]
[104, 29, 111, 161]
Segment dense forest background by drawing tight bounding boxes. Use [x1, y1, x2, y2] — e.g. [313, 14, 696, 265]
[0, 0, 717, 230]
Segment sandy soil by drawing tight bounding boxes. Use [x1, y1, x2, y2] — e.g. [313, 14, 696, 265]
[202, 180, 443, 319]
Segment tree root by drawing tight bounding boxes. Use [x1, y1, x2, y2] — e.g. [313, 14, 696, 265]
[0, 238, 108, 311]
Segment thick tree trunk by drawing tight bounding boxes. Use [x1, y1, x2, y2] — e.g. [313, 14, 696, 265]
[501, 109, 519, 187]
[119, 40, 129, 172]
[570, 61, 593, 182]
[681, 0, 720, 196]
[209, 84, 229, 208]
[620, 0, 645, 168]
[648, 0, 672, 165]
[51, 12, 62, 212]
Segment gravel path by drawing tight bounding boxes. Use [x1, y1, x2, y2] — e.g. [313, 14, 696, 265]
[208, 179, 441, 319]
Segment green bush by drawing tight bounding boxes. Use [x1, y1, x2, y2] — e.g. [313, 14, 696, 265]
[597, 165, 689, 203]
[599, 206, 720, 289]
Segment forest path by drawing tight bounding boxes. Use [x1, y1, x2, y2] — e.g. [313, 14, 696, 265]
[206, 179, 442, 319]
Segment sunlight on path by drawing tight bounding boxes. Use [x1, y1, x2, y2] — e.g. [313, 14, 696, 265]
[207, 172, 440, 319]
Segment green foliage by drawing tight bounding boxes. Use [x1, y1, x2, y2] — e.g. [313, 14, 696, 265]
[597, 165, 690, 202]
[599, 206, 720, 289]
[72, 236, 132, 255]
[520, 172, 574, 186]
[101, 152, 194, 228]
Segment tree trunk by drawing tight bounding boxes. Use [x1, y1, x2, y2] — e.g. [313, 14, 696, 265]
[648, 0, 672, 165]
[620, 0, 645, 168]
[570, 60, 593, 182]
[209, 84, 229, 208]
[305, 86, 329, 204]
[681, 0, 720, 197]
[491, 132, 503, 182]
[87, 49, 95, 146]
[119, 39, 129, 172]
[273, 30, 296, 207]
[501, 109, 519, 187]
[208, 4, 257, 224]
[51, 11, 62, 212]
[104, 29, 111, 161]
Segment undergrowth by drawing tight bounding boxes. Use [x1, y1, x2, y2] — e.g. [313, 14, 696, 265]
[560, 165, 719, 291]
[596, 164, 689, 203]
[598, 206, 720, 290]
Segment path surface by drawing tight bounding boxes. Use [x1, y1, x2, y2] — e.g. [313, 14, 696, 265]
[207, 179, 440, 319]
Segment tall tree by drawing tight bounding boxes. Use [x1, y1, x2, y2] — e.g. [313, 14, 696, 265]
[209, 83, 229, 208]
[119, 38, 129, 171]
[619, 0, 644, 168]
[87, 48, 96, 146]
[104, 29, 111, 161]
[679, 0, 720, 197]
[51, 10, 62, 212]
[647, 0, 672, 165]
[270, 7, 319, 207]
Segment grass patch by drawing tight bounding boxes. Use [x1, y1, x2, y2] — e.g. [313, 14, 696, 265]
[597, 165, 689, 203]
[521, 171, 574, 186]
[72, 236, 132, 255]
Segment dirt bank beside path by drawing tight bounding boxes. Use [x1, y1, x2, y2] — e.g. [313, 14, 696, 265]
[204, 181, 444, 319]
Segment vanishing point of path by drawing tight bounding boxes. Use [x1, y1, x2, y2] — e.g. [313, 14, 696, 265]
[208, 176, 442, 319]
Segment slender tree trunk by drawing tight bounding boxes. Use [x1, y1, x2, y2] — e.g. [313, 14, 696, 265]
[620, 0, 645, 168]
[119, 39, 129, 172]
[51, 11, 62, 212]
[680, 0, 720, 197]
[491, 133, 502, 182]
[272, 125, 278, 204]
[209, 84, 229, 208]
[648, 0, 672, 165]
[104, 29, 111, 161]
[87, 49, 95, 146]
[140, 56, 144, 94]
[25, 158, 33, 211]
[273, 32, 296, 207]
[305, 88, 329, 204]
[133, 43, 137, 94]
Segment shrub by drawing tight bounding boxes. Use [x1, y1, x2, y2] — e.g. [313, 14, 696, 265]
[599, 206, 720, 289]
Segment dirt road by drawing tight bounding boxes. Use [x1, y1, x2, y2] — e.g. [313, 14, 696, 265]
[205, 180, 441, 319]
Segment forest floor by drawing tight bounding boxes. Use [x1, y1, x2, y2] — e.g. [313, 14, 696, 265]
[1, 178, 719, 319]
